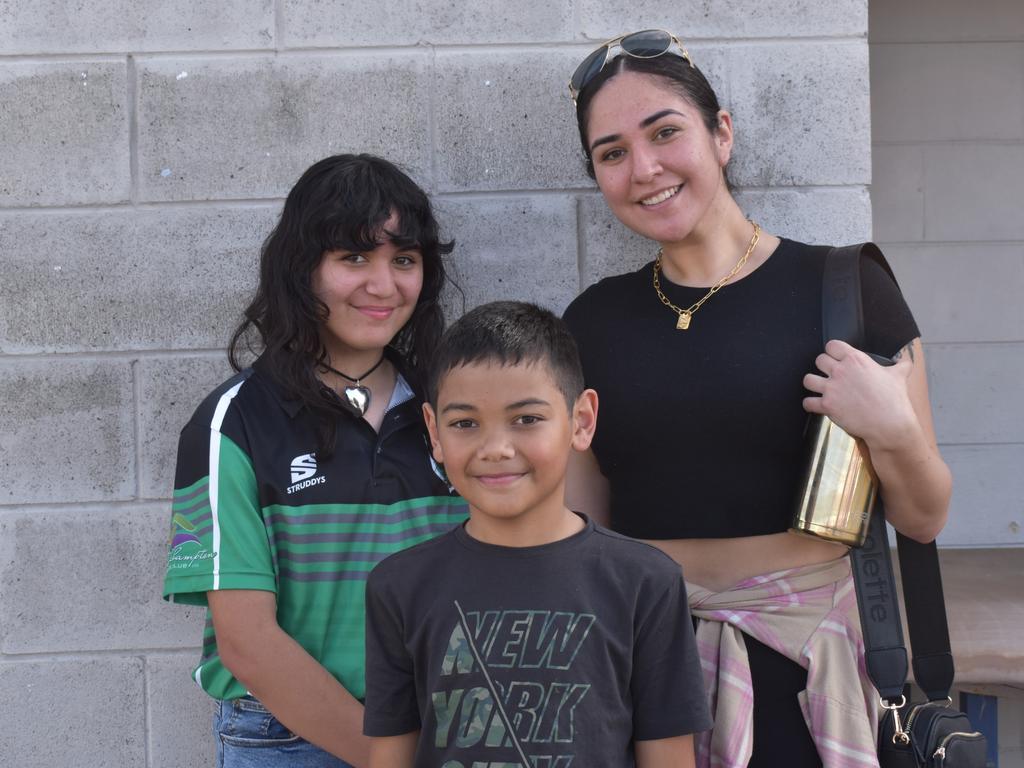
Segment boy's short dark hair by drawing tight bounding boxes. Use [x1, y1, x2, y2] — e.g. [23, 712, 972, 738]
[427, 301, 585, 409]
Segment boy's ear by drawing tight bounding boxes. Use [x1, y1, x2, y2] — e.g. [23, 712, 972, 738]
[422, 403, 445, 463]
[570, 389, 598, 451]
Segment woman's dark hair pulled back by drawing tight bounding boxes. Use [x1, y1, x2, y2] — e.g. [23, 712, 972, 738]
[574, 53, 729, 187]
[228, 153, 454, 455]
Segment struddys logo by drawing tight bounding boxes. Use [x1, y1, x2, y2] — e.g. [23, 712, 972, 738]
[169, 512, 201, 549]
[287, 453, 327, 494]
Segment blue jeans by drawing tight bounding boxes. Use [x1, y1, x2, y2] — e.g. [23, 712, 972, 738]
[214, 696, 356, 768]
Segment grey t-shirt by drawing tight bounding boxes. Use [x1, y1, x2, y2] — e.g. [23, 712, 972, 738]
[363, 516, 711, 767]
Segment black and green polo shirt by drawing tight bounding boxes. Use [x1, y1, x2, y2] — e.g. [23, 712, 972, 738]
[162, 361, 467, 700]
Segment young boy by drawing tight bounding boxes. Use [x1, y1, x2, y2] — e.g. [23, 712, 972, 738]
[363, 302, 711, 767]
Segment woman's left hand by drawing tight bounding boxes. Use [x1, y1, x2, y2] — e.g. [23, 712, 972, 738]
[802, 339, 918, 450]
[805, 338, 951, 543]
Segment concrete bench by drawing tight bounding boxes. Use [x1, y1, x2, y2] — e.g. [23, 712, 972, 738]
[927, 548, 1023, 686]
[895, 548, 1024, 767]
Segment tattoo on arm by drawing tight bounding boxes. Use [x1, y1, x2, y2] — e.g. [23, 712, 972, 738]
[893, 341, 917, 364]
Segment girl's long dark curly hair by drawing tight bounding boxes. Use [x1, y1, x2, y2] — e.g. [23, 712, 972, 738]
[229, 154, 454, 456]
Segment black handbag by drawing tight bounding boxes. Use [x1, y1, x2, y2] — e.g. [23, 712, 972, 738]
[823, 244, 988, 768]
[852, 509, 987, 768]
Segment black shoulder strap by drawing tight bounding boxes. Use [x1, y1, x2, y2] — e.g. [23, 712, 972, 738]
[896, 533, 955, 701]
[851, 505, 910, 701]
[822, 244, 865, 347]
[829, 243, 911, 700]
[825, 243, 955, 703]
[822, 242, 900, 346]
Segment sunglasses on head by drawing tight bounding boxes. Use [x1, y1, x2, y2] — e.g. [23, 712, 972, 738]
[569, 29, 694, 105]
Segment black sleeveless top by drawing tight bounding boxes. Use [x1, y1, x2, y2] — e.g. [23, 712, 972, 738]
[562, 238, 919, 540]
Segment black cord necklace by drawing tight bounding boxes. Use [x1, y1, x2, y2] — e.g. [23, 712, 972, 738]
[320, 354, 385, 416]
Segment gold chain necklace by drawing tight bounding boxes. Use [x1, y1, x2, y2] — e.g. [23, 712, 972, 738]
[652, 221, 761, 330]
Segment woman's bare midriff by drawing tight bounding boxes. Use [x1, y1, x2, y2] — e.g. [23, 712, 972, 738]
[642, 532, 849, 593]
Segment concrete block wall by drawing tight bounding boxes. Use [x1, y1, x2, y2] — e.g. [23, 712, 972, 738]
[2, 2, 879, 765]
[870, 0, 1024, 549]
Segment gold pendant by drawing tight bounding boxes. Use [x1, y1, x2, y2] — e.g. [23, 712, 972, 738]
[676, 311, 691, 330]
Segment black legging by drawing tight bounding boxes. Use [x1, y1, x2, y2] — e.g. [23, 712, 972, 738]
[744, 633, 823, 767]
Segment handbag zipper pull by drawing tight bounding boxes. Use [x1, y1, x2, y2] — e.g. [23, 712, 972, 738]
[933, 731, 984, 765]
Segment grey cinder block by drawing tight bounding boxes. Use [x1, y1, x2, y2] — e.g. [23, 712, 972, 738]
[577, 193, 656, 290]
[0, 0, 274, 55]
[138, 355, 237, 500]
[137, 54, 432, 202]
[871, 145, 925, 243]
[0, 208, 272, 354]
[0, 359, 134, 504]
[871, 43, 1024, 144]
[735, 187, 873, 246]
[433, 50, 587, 192]
[580, 0, 866, 39]
[282, 0, 572, 47]
[728, 42, 871, 187]
[923, 145, 1024, 242]
[0, 505, 206, 653]
[940, 444, 1024, 547]
[0, 61, 129, 207]
[0, 657, 145, 767]
[870, 0, 1024, 44]
[438, 195, 578, 314]
[926, 342, 1024, 445]
[882, 243, 1024, 344]
[148, 654, 218, 768]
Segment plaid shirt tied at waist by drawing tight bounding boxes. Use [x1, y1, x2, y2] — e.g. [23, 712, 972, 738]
[689, 556, 881, 768]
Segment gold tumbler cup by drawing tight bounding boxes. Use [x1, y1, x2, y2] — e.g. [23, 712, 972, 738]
[790, 414, 877, 547]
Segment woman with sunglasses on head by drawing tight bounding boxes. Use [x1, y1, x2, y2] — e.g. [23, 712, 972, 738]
[161, 154, 467, 768]
[563, 31, 951, 768]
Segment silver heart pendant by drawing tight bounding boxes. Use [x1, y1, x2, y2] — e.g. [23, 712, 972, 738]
[343, 385, 370, 415]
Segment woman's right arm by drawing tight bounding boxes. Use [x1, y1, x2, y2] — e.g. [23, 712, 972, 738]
[208, 589, 371, 767]
[565, 447, 611, 526]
